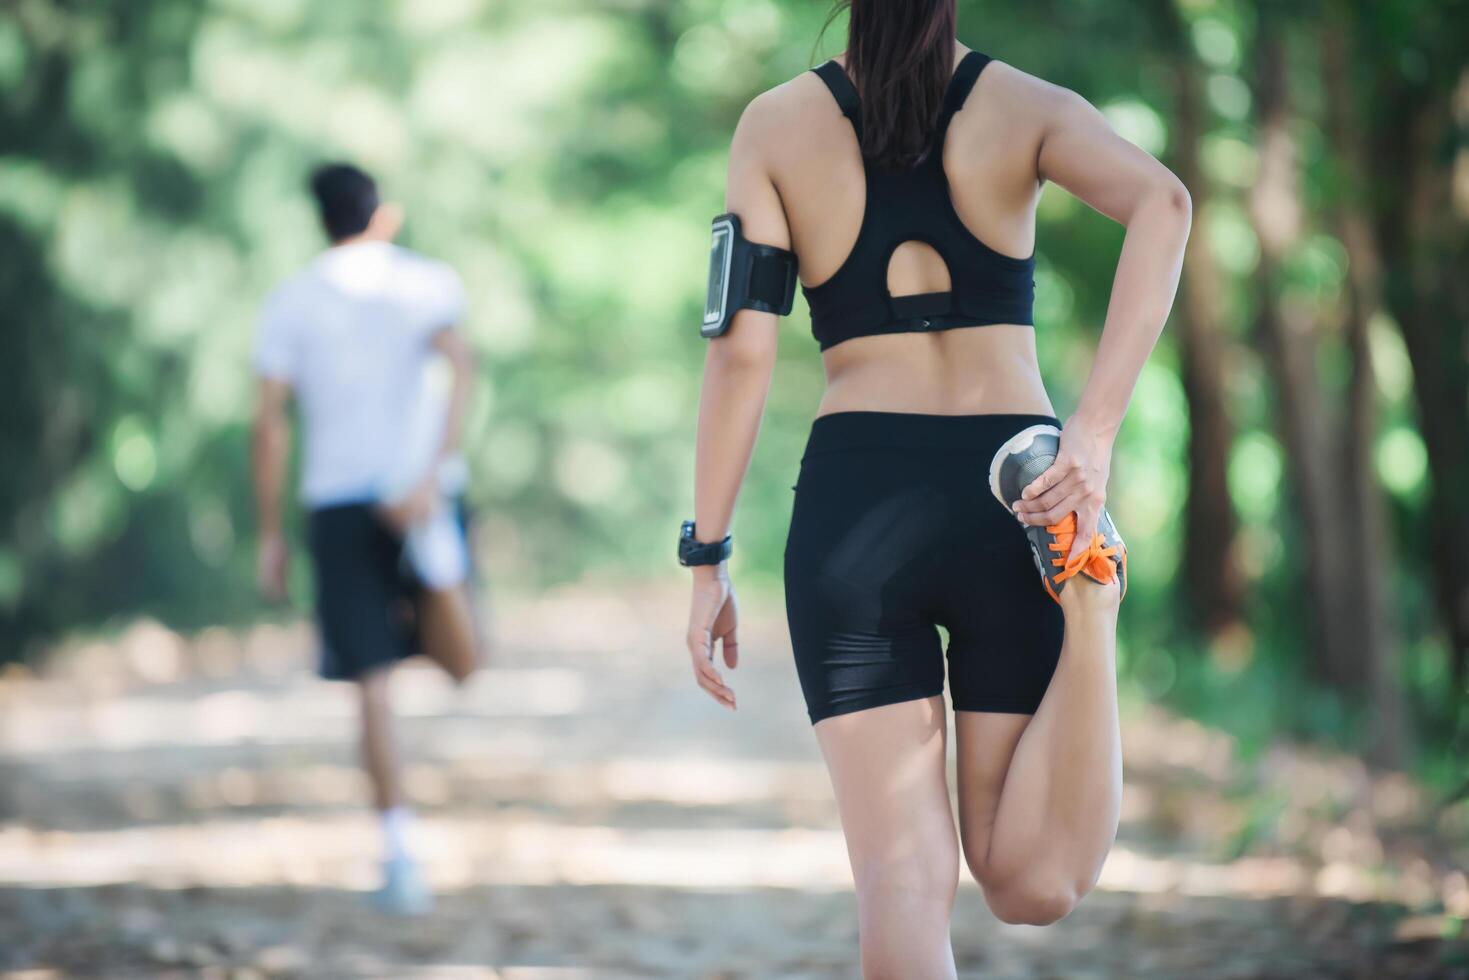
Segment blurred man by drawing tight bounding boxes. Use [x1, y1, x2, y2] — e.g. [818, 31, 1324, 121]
[251, 163, 480, 915]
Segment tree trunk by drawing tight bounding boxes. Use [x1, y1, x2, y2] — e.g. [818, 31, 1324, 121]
[1371, 63, 1469, 706]
[1152, 0, 1247, 644]
[1248, 22, 1368, 695]
[1322, 11, 1406, 764]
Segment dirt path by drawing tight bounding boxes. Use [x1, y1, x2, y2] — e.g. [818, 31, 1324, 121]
[1, 588, 1465, 978]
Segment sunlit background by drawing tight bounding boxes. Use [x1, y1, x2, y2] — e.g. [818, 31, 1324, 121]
[2, 0, 1468, 976]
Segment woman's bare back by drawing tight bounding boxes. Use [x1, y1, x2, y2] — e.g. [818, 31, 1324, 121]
[740, 43, 1063, 417]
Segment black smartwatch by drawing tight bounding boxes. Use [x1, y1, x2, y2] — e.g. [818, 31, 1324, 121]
[678, 520, 733, 566]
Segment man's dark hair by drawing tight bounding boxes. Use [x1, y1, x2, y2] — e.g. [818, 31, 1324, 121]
[309, 163, 379, 241]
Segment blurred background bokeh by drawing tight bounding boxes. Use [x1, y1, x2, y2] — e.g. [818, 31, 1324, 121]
[6, 0, 1466, 772]
[2, 0, 1468, 976]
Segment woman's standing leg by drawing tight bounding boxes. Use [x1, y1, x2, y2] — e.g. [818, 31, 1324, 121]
[954, 577, 1123, 924]
[815, 696, 960, 979]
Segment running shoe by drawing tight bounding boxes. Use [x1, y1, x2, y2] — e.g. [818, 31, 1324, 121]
[403, 504, 469, 590]
[987, 423, 1126, 603]
[370, 854, 434, 917]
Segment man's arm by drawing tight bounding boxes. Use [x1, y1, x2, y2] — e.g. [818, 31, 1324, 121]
[429, 327, 473, 467]
[380, 326, 474, 532]
[252, 377, 292, 600]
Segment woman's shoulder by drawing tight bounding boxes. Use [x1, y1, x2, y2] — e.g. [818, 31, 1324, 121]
[737, 68, 840, 130]
[740, 56, 1078, 129]
[727, 69, 849, 165]
[973, 57, 1090, 119]
[731, 56, 1089, 159]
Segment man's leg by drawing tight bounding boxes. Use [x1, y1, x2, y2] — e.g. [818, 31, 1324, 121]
[357, 666, 403, 813]
[311, 504, 432, 913]
[410, 499, 485, 683]
[355, 665, 430, 914]
[417, 585, 480, 684]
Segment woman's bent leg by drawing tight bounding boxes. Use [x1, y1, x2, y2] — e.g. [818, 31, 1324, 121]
[955, 577, 1123, 925]
[815, 696, 959, 980]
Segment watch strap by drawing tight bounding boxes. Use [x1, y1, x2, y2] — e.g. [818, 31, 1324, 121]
[679, 520, 733, 566]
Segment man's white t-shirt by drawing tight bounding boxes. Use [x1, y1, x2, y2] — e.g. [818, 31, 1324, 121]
[254, 241, 466, 508]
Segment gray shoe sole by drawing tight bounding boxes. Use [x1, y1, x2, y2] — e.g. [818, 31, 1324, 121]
[987, 423, 1127, 598]
[987, 423, 1063, 512]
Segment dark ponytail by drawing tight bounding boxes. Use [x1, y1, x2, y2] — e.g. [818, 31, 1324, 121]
[824, 0, 957, 171]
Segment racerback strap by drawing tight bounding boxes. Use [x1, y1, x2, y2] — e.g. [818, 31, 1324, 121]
[812, 60, 864, 141]
[813, 52, 993, 149]
[799, 48, 1034, 351]
[934, 51, 992, 139]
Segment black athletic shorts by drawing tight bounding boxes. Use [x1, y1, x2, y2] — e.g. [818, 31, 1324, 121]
[306, 500, 468, 682]
[784, 412, 1065, 724]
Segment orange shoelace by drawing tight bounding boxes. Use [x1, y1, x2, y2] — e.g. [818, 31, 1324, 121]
[1046, 513, 1119, 585]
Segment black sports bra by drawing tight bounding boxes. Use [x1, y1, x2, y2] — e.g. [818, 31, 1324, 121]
[802, 51, 1036, 351]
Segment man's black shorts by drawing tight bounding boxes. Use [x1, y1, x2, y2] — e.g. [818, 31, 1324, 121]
[306, 501, 468, 681]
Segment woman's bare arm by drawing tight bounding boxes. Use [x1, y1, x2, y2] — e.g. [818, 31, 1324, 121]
[692, 95, 791, 546]
[1039, 85, 1192, 434]
[1010, 77, 1193, 555]
[685, 93, 792, 708]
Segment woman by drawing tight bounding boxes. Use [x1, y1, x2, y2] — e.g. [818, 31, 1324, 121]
[683, 2, 1190, 973]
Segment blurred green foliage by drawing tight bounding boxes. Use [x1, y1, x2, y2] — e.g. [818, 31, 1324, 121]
[1, 1, 1464, 766]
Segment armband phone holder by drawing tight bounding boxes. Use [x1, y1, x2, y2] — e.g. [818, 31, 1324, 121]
[701, 213, 798, 338]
